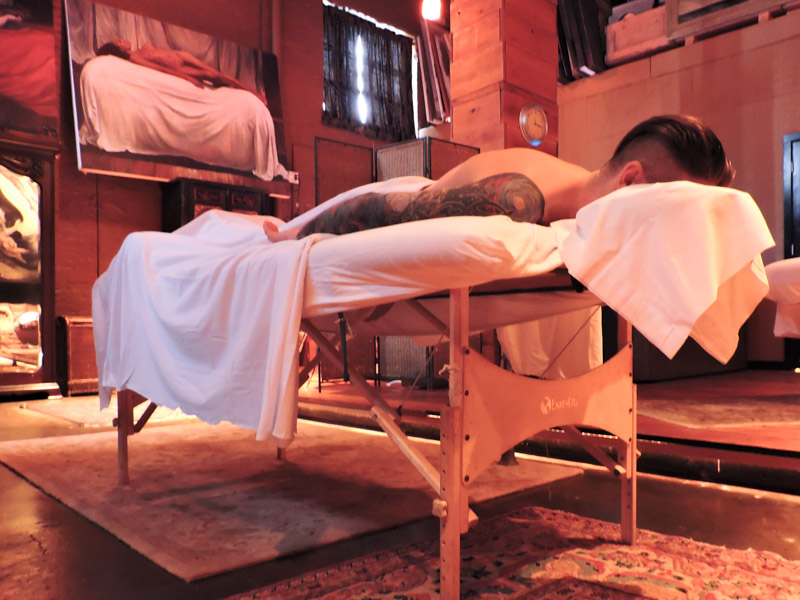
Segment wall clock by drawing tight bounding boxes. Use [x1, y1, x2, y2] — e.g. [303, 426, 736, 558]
[519, 104, 548, 147]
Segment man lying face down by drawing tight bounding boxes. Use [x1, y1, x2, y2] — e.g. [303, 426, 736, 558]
[264, 114, 735, 241]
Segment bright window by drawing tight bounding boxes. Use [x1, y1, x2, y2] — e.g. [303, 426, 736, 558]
[322, 2, 417, 142]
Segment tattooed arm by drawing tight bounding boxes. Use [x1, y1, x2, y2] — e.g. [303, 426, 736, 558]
[294, 173, 545, 238]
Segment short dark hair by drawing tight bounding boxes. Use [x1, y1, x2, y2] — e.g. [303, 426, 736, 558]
[610, 115, 735, 186]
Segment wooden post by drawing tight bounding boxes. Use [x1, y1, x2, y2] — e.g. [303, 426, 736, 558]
[439, 287, 470, 599]
[617, 318, 637, 544]
[116, 390, 134, 485]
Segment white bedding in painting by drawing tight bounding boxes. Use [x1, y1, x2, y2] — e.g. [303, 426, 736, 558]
[765, 257, 800, 338]
[92, 180, 774, 445]
[79, 55, 288, 181]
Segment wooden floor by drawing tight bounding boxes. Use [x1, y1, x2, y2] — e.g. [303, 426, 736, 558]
[5, 393, 800, 600]
[3, 371, 800, 599]
[637, 369, 800, 453]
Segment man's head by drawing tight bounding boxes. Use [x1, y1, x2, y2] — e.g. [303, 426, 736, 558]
[602, 114, 735, 189]
[96, 39, 132, 59]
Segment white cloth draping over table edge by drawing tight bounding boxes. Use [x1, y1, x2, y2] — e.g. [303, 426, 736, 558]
[765, 257, 800, 338]
[93, 211, 319, 444]
[93, 179, 774, 445]
[554, 181, 774, 362]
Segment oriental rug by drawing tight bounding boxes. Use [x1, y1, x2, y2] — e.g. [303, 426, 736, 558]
[229, 505, 800, 600]
[0, 419, 581, 582]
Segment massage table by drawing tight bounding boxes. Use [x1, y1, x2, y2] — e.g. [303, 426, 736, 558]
[93, 178, 773, 599]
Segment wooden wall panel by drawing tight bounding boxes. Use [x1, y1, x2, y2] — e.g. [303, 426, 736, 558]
[452, 88, 502, 143]
[505, 43, 557, 102]
[558, 9, 800, 362]
[451, 0, 558, 153]
[452, 10, 500, 62]
[55, 149, 97, 318]
[97, 177, 162, 275]
[451, 0, 503, 33]
[450, 42, 505, 101]
[291, 144, 315, 217]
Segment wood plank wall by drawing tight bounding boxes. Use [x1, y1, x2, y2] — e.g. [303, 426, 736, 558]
[558, 9, 800, 362]
[450, 0, 558, 153]
[54, 0, 422, 318]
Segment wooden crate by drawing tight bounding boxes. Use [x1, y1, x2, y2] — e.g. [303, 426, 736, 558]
[666, 0, 788, 41]
[606, 5, 674, 66]
[55, 316, 98, 396]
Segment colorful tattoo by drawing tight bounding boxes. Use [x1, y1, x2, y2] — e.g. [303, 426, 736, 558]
[297, 173, 545, 238]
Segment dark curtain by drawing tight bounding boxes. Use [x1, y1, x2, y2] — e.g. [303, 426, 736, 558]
[323, 5, 416, 142]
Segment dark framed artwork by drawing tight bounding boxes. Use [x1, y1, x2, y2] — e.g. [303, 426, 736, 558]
[417, 20, 451, 126]
[0, 0, 60, 148]
[64, 0, 290, 184]
[0, 143, 58, 395]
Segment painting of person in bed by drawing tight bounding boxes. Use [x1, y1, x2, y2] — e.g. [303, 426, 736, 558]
[265, 115, 734, 241]
[73, 4, 290, 183]
[0, 163, 40, 282]
[0, 0, 58, 138]
[95, 39, 269, 106]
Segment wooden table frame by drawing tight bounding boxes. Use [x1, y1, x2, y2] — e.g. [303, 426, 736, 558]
[114, 284, 638, 599]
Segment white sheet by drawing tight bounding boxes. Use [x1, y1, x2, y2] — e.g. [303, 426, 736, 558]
[79, 55, 288, 181]
[93, 180, 774, 446]
[765, 257, 800, 338]
[93, 211, 317, 444]
[302, 214, 564, 318]
[554, 181, 774, 362]
[496, 309, 603, 379]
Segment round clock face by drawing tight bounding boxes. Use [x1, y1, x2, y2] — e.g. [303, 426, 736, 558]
[519, 104, 548, 147]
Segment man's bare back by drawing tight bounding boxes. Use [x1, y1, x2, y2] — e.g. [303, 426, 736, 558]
[428, 148, 594, 223]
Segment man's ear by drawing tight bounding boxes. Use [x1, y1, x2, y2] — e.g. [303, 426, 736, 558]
[617, 161, 645, 187]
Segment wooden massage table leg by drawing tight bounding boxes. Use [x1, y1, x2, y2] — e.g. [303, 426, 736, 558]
[618, 317, 638, 544]
[116, 390, 135, 485]
[114, 389, 157, 485]
[438, 288, 470, 600]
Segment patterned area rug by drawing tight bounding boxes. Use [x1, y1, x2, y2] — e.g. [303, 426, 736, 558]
[230, 506, 800, 600]
[19, 395, 197, 427]
[0, 420, 581, 582]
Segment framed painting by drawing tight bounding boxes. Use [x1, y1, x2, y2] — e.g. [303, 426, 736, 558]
[0, 0, 60, 149]
[64, 0, 292, 185]
[417, 19, 451, 126]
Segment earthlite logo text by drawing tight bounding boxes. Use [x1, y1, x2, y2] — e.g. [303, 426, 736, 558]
[540, 396, 578, 414]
